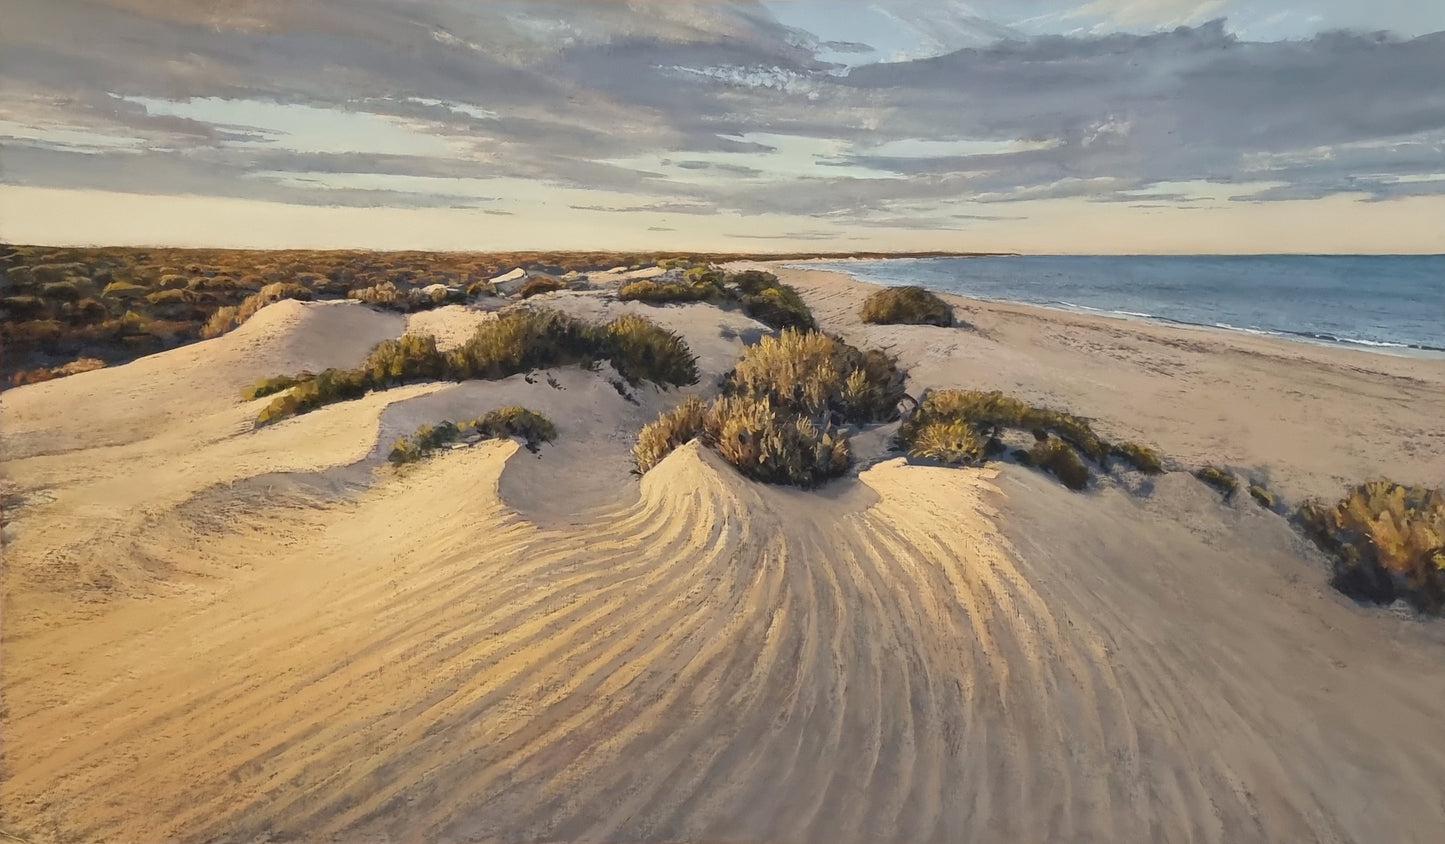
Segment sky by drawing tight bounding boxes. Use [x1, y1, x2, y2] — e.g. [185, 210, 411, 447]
[1, 0, 1443, 253]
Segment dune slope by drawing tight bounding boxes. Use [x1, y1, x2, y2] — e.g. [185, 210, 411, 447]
[5, 295, 1445, 843]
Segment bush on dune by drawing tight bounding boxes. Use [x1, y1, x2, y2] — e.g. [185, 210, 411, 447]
[860, 285, 954, 327]
[633, 397, 709, 473]
[242, 374, 308, 401]
[255, 308, 698, 426]
[389, 406, 557, 464]
[1112, 441, 1165, 474]
[1300, 481, 1445, 614]
[723, 328, 904, 424]
[201, 282, 313, 338]
[617, 266, 814, 331]
[633, 328, 901, 487]
[899, 389, 1110, 464]
[618, 280, 716, 304]
[1029, 437, 1092, 491]
[706, 395, 851, 488]
[1194, 465, 1238, 499]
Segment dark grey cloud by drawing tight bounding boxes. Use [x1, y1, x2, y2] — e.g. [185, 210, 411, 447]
[3, 0, 1443, 229]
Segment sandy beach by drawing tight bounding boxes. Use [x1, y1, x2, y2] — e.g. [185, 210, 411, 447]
[4, 267, 1445, 843]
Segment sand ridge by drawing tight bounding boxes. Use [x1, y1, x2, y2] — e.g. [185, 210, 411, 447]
[4, 287, 1445, 842]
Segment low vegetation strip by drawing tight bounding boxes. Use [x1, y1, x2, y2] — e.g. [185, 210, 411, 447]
[254, 308, 697, 426]
[389, 407, 557, 464]
[619, 267, 816, 332]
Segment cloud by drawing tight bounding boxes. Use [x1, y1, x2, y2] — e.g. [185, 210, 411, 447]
[3, 0, 1444, 239]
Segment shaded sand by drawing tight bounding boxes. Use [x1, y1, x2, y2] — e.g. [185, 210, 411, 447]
[766, 265, 1445, 502]
[5, 291, 1445, 843]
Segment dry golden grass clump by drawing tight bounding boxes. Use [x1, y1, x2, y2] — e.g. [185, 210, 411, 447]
[723, 329, 904, 424]
[633, 397, 710, 473]
[389, 407, 557, 464]
[634, 329, 901, 487]
[255, 308, 697, 425]
[706, 395, 852, 487]
[632, 395, 851, 487]
[905, 417, 984, 466]
[1194, 465, 1238, 499]
[1300, 481, 1445, 613]
[1112, 441, 1165, 474]
[859, 285, 954, 327]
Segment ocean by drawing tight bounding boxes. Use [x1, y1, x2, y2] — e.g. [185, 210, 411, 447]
[790, 255, 1445, 355]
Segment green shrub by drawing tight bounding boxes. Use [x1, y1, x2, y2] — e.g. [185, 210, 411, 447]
[860, 286, 954, 327]
[242, 374, 308, 401]
[518, 277, 565, 299]
[473, 406, 557, 450]
[633, 397, 709, 473]
[1030, 437, 1091, 490]
[738, 283, 815, 332]
[1113, 441, 1164, 474]
[1249, 483, 1276, 510]
[254, 309, 696, 425]
[1299, 481, 1445, 613]
[618, 280, 715, 304]
[604, 314, 699, 387]
[364, 334, 445, 386]
[724, 329, 903, 424]
[1195, 465, 1238, 499]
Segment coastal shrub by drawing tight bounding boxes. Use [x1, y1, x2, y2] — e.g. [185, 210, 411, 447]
[899, 389, 1110, 463]
[1113, 441, 1165, 474]
[604, 314, 699, 387]
[518, 277, 565, 299]
[633, 397, 709, 473]
[389, 407, 557, 464]
[1030, 437, 1092, 491]
[364, 334, 445, 386]
[860, 286, 954, 327]
[618, 280, 715, 304]
[737, 281, 815, 332]
[242, 374, 308, 401]
[1249, 483, 1276, 510]
[906, 418, 984, 466]
[1195, 465, 1238, 499]
[1299, 481, 1445, 614]
[472, 406, 557, 449]
[723, 329, 904, 424]
[706, 395, 851, 488]
[255, 308, 697, 425]
[101, 281, 148, 300]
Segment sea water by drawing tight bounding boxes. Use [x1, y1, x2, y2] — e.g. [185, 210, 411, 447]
[791, 255, 1445, 354]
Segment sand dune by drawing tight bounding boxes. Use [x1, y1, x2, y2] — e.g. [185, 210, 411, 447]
[5, 290, 1445, 843]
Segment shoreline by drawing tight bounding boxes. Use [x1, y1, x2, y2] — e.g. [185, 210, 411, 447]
[777, 257, 1445, 361]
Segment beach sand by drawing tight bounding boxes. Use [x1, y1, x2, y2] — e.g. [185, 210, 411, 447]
[3, 269, 1445, 843]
